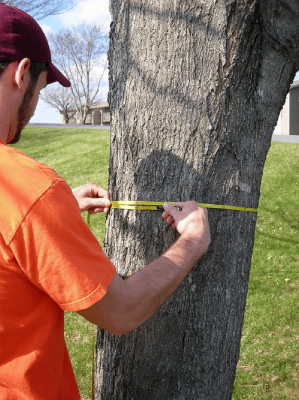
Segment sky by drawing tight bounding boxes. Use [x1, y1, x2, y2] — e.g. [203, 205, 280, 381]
[31, 0, 110, 123]
[31, 1, 299, 123]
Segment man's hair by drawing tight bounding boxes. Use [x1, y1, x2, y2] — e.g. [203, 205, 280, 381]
[0, 61, 48, 84]
[0, 61, 11, 78]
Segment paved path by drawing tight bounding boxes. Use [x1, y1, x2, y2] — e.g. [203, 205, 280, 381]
[271, 134, 299, 143]
[28, 124, 299, 143]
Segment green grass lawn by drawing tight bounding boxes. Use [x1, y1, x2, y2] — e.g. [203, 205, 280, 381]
[233, 143, 299, 399]
[11, 128, 299, 399]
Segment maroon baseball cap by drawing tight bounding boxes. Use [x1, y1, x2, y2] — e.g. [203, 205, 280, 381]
[0, 4, 70, 87]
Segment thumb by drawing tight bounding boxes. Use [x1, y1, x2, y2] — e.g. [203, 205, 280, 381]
[163, 202, 180, 217]
[88, 198, 111, 209]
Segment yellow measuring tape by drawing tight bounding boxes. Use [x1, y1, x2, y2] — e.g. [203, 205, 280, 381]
[111, 201, 258, 213]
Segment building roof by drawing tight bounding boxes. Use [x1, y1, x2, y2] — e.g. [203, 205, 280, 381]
[89, 100, 109, 109]
[58, 100, 109, 114]
[290, 80, 299, 89]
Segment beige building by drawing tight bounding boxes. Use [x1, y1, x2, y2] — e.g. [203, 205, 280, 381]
[60, 100, 110, 125]
[274, 81, 299, 135]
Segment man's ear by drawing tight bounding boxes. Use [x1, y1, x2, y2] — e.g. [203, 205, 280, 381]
[14, 58, 31, 90]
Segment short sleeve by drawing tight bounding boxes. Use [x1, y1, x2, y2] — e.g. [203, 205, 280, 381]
[9, 181, 116, 312]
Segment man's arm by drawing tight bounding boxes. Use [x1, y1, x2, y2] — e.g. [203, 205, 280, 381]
[72, 182, 111, 213]
[78, 201, 210, 336]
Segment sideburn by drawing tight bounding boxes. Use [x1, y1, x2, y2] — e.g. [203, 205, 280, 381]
[8, 80, 37, 145]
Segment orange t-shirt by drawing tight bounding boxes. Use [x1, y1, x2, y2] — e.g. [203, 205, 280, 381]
[0, 139, 116, 399]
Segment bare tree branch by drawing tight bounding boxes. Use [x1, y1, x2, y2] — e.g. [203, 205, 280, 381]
[0, 0, 80, 21]
[48, 23, 108, 124]
[40, 85, 81, 123]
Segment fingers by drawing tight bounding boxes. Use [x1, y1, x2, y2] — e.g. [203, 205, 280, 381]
[162, 201, 207, 235]
[167, 215, 175, 226]
[95, 186, 110, 200]
[162, 203, 180, 229]
[162, 202, 181, 218]
[90, 184, 110, 213]
[88, 208, 107, 214]
[174, 201, 198, 211]
[88, 207, 109, 214]
[89, 182, 110, 200]
[73, 182, 112, 213]
[87, 197, 111, 213]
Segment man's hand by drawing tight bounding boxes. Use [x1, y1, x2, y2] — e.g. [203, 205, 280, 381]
[79, 200, 210, 335]
[72, 182, 111, 214]
[162, 201, 210, 251]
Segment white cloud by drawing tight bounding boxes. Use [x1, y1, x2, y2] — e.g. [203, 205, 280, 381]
[40, 23, 53, 37]
[59, 0, 111, 32]
[92, 53, 108, 79]
[85, 53, 109, 101]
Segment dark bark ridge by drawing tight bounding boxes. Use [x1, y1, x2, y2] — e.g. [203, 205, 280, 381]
[96, 1, 299, 399]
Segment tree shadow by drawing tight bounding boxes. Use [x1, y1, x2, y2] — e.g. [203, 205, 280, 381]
[106, 149, 214, 273]
[108, 0, 222, 118]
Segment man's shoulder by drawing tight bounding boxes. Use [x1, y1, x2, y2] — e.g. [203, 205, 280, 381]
[2, 145, 62, 183]
[0, 145, 66, 244]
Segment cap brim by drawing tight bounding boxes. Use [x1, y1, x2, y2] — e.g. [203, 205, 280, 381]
[47, 62, 71, 87]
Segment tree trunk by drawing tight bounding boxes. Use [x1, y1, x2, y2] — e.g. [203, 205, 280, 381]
[95, 1, 299, 398]
[63, 110, 70, 124]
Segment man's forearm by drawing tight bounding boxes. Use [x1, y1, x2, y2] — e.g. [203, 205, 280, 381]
[77, 202, 210, 336]
[120, 233, 208, 334]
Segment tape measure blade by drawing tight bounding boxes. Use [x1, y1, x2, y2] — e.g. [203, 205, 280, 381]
[111, 201, 258, 213]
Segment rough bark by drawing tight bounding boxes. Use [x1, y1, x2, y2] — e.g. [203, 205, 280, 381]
[95, 1, 299, 399]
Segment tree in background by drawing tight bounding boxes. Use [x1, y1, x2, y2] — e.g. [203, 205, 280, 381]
[48, 23, 108, 125]
[40, 85, 80, 124]
[95, 0, 299, 399]
[0, 0, 79, 20]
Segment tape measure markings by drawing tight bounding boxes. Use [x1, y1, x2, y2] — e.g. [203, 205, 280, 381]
[110, 201, 258, 213]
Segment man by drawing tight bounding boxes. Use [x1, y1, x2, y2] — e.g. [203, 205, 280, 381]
[0, 4, 210, 400]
